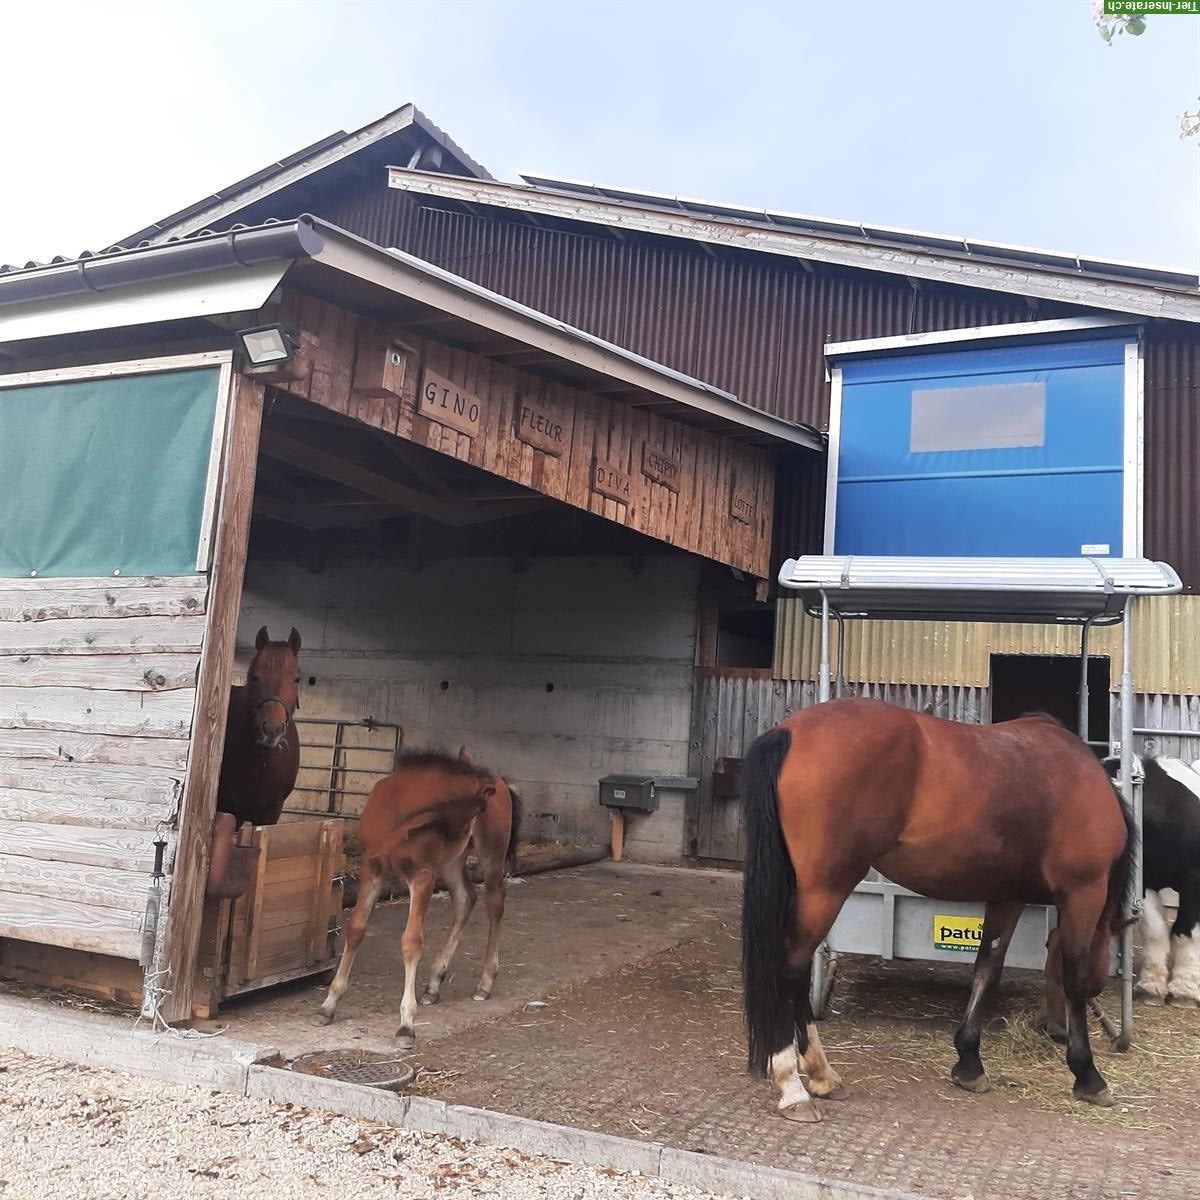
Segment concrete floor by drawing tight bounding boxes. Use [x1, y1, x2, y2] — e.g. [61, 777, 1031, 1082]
[207, 862, 1200, 1200]
[209, 861, 736, 1057]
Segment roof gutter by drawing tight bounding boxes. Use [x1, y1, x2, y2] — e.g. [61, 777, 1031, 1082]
[0, 216, 821, 451]
[0, 220, 325, 310]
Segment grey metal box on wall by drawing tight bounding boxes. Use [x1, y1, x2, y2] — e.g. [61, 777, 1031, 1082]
[598, 775, 658, 814]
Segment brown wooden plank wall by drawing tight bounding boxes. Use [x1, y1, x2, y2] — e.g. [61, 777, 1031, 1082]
[0, 576, 206, 959]
[274, 289, 775, 577]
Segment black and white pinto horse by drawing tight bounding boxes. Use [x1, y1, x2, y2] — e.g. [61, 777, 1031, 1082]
[1104, 754, 1200, 1007]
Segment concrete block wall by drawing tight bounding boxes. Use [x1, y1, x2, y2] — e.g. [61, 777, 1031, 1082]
[237, 554, 700, 861]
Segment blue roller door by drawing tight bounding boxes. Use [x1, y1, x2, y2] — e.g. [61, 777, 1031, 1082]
[831, 338, 1130, 557]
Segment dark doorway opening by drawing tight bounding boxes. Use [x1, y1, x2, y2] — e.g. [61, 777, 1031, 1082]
[715, 607, 774, 668]
[989, 654, 1110, 752]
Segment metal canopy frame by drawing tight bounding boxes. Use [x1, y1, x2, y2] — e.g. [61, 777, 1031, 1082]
[777, 555, 1184, 1038]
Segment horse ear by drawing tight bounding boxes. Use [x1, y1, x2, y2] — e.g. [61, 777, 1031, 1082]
[255, 626, 269, 652]
[457, 745, 470, 762]
[288, 627, 302, 655]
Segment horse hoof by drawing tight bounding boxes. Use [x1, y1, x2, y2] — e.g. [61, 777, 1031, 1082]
[472, 991, 490, 1002]
[313, 1011, 334, 1027]
[1168, 994, 1200, 1009]
[1138, 992, 1166, 1007]
[1074, 1086, 1115, 1108]
[951, 1072, 992, 1095]
[780, 1100, 822, 1123]
[420, 993, 438, 1006]
[1036, 1018, 1068, 1044]
[396, 1032, 416, 1051]
[812, 1083, 849, 1101]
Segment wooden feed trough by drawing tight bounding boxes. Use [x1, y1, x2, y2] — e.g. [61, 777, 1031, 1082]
[194, 819, 343, 1019]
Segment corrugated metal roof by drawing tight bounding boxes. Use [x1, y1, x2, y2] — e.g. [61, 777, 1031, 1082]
[518, 173, 1200, 292]
[120, 103, 492, 249]
[776, 555, 1182, 623]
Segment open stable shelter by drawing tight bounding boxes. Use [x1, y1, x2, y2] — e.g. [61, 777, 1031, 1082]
[0, 217, 813, 1017]
[2, 101, 1200, 1014]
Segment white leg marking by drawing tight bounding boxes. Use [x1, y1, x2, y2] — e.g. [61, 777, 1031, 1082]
[1168, 931, 1200, 1004]
[1137, 890, 1170, 1001]
[770, 1044, 814, 1110]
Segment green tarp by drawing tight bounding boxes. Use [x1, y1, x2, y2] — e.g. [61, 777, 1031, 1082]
[0, 367, 220, 578]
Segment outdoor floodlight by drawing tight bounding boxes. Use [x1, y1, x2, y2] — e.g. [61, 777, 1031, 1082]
[236, 323, 297, 367]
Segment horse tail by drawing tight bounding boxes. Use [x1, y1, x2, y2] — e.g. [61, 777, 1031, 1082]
[503, 779, 522, 873]
[1105, 778, 1138, 934]
[741, 723, 795, 1077]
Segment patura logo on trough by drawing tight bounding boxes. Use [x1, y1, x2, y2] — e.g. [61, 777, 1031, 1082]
[933, 914, 985, 952]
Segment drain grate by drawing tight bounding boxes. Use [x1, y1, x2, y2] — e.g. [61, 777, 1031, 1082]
[289, 1049, 416, 1091]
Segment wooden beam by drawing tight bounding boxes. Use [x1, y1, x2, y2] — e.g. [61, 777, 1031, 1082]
[448, 498, 553, 525]
[155, 374, 264, 1024]
[259, 429, 522, 527]
[253, 496, 400, 530]
[372, 432, 453, 497]
[488, 350, 557, 366]
[259, 429, 442, 513]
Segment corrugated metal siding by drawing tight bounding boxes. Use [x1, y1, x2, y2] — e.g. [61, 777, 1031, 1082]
[324, 188, 1043, 429]
[318, 182, 1197, 590]
[774, 594, 1200, 693]
[1144, 332, 1200, 591]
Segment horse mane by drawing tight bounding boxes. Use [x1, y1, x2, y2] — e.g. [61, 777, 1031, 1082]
[393, 748, 492, 780]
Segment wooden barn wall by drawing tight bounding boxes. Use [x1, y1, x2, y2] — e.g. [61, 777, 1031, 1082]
[1127, 693, 1200, 766]
[772, 594, 1200, 694]
[0, 575, 206, 959]
[236, 554, 699, 863]
[268, 289, 774, 578]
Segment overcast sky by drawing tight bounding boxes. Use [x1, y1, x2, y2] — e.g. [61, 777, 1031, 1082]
[1, 0, 1197, 270]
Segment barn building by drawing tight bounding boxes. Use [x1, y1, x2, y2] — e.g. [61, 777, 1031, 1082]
[1, 102, 1197, 1015]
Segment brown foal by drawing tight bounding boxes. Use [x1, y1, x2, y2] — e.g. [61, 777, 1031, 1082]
[317, 747, 519, 1048]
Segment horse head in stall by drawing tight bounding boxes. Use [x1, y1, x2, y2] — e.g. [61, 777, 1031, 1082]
[215, 626, 303, 829]
[247, 626, 303, 751]
[740, 699, 1136, 1123]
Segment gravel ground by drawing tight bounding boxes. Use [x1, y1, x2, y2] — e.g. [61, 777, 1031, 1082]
[0, 1051, 736, 1200]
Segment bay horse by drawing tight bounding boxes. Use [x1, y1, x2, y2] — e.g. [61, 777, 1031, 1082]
[317, 746, 520, 1049]
[741, 698, 1135, 1123]
[216, 626, 302, 828]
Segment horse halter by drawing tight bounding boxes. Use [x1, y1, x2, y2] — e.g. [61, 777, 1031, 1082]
[254, 693, 298, 726]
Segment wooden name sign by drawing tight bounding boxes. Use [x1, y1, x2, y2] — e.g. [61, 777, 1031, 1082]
[420, 369, 484, 437]
[593, 458, 635, 504]
[514, 395, 567, 456]
[730, 485, 756, 525]
[641, 442, 681, 492]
